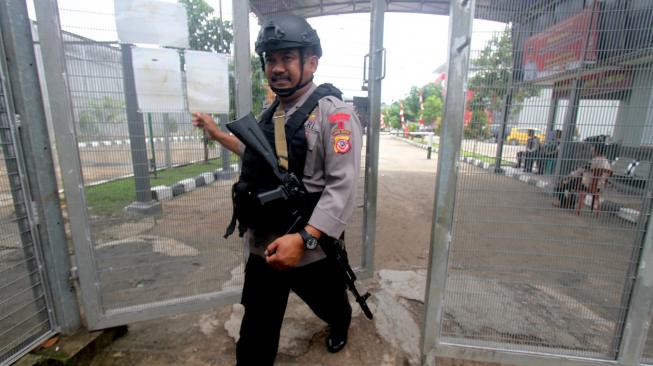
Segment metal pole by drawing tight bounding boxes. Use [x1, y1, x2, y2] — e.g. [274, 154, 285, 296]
[617, 178, 653, 365]
[215, 2, 229, 173]
[362, 0, 385, 279]
[147, 113, 157, 176]
[612, 157, 653, 361]
[218, 0, 224, 52]
[163, 113, 172, 168]
[2, 0, 82, 333]
[219, 114, 231, 172]
[544, 96, 558, 143]
[121, 44, 160, 214]
[494, 88, 513, 172]
[420, 0, 475, 365]
[231, 0, 250, 180]
[494, 24, 520, 173]
[203, 128, 209, 163]
[553, 0, 597, 179]
[233, 0, 252, 119]
[553, 80, 582, 178]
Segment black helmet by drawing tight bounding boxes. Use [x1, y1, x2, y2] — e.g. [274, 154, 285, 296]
[255, 14, 322, 57]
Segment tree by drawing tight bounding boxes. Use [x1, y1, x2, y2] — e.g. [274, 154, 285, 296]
[422, 94, 443, 130]
[381, 82, 445, 131]
[402, 86, 422, 121]
[179, 0, 233, 53]
[465, 109, 490, 139]
[467, 27, 539, 123]
[383, 102, 402, 130]
[78, 97, 126, 140]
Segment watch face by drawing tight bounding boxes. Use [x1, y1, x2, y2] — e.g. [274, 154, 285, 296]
[305, 237, 319, 250]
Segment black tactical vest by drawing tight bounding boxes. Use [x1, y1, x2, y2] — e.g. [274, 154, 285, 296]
[225, 84, 343, 238]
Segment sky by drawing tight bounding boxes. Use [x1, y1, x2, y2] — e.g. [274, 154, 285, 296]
[43, 0, 506, 104]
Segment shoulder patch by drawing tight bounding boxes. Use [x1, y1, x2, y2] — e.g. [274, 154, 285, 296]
[333, 132, 351, 154]
[328, 112, 351, 129]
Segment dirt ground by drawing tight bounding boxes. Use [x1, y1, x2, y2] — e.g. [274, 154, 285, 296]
[42, 134, 650, 365]
[78, 134, 434, 366]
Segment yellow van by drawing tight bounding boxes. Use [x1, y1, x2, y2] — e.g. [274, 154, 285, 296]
[507, 128, 545, 145]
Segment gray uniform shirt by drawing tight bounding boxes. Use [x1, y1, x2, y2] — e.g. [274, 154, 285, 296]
[238, 83, 363, 267]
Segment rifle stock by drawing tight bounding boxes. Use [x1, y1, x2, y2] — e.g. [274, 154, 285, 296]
[225, 113, 285, 182]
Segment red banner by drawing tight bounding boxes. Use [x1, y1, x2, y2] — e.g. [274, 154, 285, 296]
[523, 6, 599, 81]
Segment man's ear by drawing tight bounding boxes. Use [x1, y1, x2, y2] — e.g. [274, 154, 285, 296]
[307, 55, 319, 72]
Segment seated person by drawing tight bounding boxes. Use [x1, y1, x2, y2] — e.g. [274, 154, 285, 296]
[554, 142, 612, 208]
[515, 129, 540, 172]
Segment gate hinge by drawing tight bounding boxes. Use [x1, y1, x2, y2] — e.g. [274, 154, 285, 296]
[15, 113, 21, 128]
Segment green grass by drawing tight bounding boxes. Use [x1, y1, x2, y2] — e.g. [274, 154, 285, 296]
[85, 158, 231, 215]
[460, 150, 512, 166]
[413, 137, 512, 166]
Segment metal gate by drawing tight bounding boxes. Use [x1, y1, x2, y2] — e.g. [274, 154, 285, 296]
[423, 0, 653, 365]
[31, 0, 371, 330]
[0, 31, 56, 366]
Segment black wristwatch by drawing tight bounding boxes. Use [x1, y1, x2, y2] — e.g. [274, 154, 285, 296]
[299, 229, 319, 250]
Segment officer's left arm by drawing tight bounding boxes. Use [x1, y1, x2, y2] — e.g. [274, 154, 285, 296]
[266, 103, 362, 270]
[308, 105, 363, 239]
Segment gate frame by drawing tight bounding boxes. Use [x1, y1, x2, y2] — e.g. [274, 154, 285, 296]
[33, 0, 243, 330]
[0, 0, 80, 335]
[34, 0, 378, 330]
[0, 25, 58, 366]
[420, 1, 653, 366]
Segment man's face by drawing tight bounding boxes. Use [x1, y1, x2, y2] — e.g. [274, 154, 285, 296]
[264, 48, 317, 90]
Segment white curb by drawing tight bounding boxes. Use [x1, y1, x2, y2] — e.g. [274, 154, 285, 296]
[179, 178, 196, 192]
[152, 185, 173, 201]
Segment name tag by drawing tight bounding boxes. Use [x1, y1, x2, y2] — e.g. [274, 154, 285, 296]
[306, 130, 318, 151]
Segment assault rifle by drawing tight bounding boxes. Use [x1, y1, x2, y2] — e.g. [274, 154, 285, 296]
[226, 113, 373, 320]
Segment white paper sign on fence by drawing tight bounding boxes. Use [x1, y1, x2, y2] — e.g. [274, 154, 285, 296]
[185, 51, 230, 114]
[132, 48, 184, 112]
[115, 0, 189, 48]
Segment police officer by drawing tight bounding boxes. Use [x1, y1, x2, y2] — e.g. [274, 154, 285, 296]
[192, 14, 362, 365]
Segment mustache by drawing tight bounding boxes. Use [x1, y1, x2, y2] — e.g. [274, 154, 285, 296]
[270, 74, 290, 82]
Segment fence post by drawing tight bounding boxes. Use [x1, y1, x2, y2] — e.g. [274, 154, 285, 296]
[427, 133, 434, 159]
[121, 44, 161, 214]
[361, 0, 385, 279]
[2, 0, 82, 333]
[420, 0, 475, 365]
[218, 114, 232, 174]
[233, 2, 252, 120]
[163, 113, 172, 168]
[617, 191, 653, 364]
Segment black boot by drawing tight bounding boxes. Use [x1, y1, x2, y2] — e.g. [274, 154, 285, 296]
[326, 328, 348, 353]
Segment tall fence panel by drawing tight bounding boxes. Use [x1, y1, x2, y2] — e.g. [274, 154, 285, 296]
[35, 1, 244, 327]
[424, 0, 653, 365]
[0, 38, 55, 366]
[34, 0, 371, 328]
